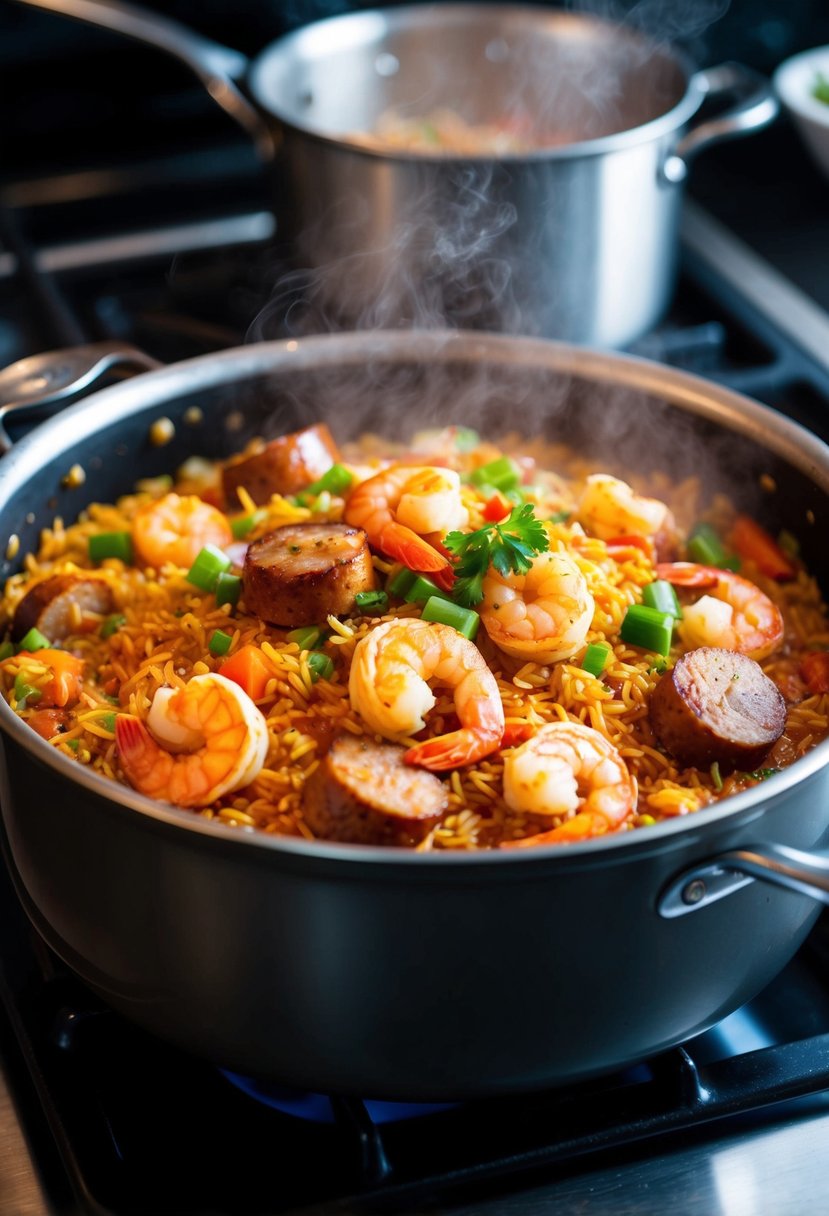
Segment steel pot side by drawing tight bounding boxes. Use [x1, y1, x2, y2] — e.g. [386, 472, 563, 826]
[0, 331, 829, 1096]
[14, 1, 778, 346]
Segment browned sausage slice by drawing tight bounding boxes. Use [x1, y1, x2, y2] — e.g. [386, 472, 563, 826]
[650, 646, 786, 771]
[222, 424, 340, 507]
[303, 735, 448, 846]
[243, 523, 376, 627]
[11, 574, 114, 643]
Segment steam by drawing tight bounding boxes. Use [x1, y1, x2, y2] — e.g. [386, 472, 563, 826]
[246, 0, 732, 349]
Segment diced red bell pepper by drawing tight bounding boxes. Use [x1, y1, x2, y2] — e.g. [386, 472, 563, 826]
[500, 721, 536, 747]
[730, 515, 796, 581]
[800, 651, 829, 695]
[482, 493, 511, 522]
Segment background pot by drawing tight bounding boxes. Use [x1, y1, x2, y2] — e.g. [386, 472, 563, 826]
[16, 1, 778, 347]
[1, 331, 829, 1100]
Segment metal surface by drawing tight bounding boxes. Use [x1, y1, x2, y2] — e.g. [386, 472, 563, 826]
[0, 1066, 50, 1216]
[660, 843, 829, 917]
[681, 199, 829, 375]
[251, 6, 776, 345]
[0, 332, 828, 1100]
[9, 2, 778, 347]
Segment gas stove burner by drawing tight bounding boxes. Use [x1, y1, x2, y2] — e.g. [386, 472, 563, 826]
[220, 1069, 458, 1124]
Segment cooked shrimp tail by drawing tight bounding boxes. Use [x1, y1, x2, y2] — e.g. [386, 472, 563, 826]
[378, 520, 456, 588]
[655, 561, 784, 660]
[501, 720, 636, 847]
[349, 617, 505, 771]
[116, 672, 269, 808]
[344, 464, 467, 585]
[405, 682, 504, 770]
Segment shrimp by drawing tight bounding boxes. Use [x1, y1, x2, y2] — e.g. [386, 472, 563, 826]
[132, 492, 233, 570]
[115, 672, 269, 807]
[502, 721, 636, 846]
[577, 473, 671, 541]
[344, 465, 467, 590]
[656, 562, 784, 661]
[480, 548, 594, 664]
[348, 617, 504, 771]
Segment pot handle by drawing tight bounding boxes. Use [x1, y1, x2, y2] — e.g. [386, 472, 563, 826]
[658, 842, 829, 918]
[0, 341, 162, 454]
[662, 62, 780, 184]
[11, 0, 274, 160]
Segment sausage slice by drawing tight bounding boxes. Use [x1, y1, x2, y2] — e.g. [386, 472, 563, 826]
[650, 646, 786, 771]
[11, 574, 114, 643]
[243, 523, 376, 627]
[303, 735, 448, 846]
[222, 424, 340, 507]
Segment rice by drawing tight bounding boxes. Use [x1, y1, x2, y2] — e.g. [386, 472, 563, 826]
[1, 426, 828, 850]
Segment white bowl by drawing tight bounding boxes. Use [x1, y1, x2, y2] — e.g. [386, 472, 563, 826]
[773, 45, 829, 179]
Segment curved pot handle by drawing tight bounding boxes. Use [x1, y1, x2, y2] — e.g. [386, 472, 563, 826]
[0, 341, 162, 454]
[659, 842, 829, 918]
[11, 0, 274, 160]
[662, 62, 780, 184]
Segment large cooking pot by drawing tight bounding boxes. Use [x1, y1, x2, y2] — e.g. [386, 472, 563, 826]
[17, 0, 778, 347]
[1, 331, 829, 1101]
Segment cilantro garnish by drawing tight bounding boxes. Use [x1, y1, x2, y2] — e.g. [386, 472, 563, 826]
[443, 504, 550, 607]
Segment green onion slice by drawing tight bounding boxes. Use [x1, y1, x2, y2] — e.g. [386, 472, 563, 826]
[88, 531, 133, 564]
[404, 574, 454, 605]
[469, 456, 522, 493]
[208, 629, 233, 657]
[421, 596, 480, 640]
[231, 510, 265, 540]
[215, 572, 242, 610]
[0, 640, 15, 661]
[620, 604, 674, 657]
[642, 579, 682, 619]
[13, 675, 41, 707]
[17, 627, 50, 652]
[387, 567, 417, 598]
[305, 463, 354, 497]
[186, 545, 232, 591]
[307, 651, 335, 682]
[287, 625, 324, 651]
[581, 642, 611, 678]
[687, 523, 732, 569]
[354, 590, 389, 614]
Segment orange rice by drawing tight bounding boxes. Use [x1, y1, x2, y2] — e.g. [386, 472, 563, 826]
[1, 427, 828, 850]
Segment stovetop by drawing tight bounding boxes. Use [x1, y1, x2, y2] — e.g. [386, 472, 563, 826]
[2, 9, 829, 1213]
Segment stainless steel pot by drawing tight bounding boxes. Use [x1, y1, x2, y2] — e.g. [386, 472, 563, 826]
[1, 331, 829, 1101]
[17, 1, 778, 347]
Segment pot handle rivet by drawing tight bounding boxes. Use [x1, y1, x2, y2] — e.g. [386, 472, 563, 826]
[660, 843, 829, 918]
[682, 878, 707, 905]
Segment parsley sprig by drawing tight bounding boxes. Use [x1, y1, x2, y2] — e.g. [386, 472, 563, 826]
[443, 504, 550, 607]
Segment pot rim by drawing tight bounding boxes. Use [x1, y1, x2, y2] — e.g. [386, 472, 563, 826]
[247, 3, 705, 164]
[2, 328, 828, 869]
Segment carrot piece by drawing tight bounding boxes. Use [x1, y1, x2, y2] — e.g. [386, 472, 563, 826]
[730, 515, 796, 581]
[219, 644, 274, 701]
[800, 651, 829, 695]
[27, 708, 71, 740]
[15, 648, 84, 708]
